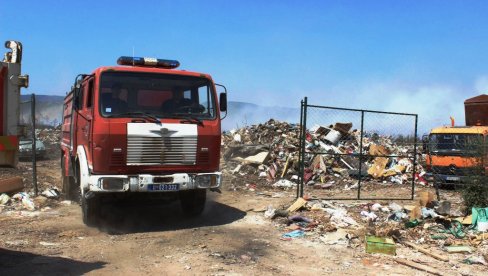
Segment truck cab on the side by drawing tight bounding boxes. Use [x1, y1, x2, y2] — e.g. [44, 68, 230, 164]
[60, 56, 227, 226]
[424, 94, 488, 187]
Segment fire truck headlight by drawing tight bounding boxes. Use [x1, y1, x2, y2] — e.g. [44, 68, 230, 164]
[194, 174, 218, 188]
[100, 178, 125, 190]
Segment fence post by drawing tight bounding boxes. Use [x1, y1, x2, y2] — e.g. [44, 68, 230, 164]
[31, 93, 38, 196]
[412, 114, 418, 200]
[357, 111, 365, 199]
[297, 99, 304, 198]
[300, 97, 308, 198]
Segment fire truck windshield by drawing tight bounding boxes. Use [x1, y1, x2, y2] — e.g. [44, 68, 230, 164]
[99, 71, 217, 120]
[429, 133, 484, 156]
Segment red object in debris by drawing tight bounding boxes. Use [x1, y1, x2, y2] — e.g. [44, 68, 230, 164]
[414, 173, 427, 185]
[303, 168, 313, 184]
[306, 132, 312, 142]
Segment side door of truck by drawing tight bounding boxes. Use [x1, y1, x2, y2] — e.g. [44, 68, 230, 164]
[76, 77, 95, 167]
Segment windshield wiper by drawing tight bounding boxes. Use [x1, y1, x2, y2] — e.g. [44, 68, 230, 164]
[107, 112, 161, 125]
[167, 113, 204, 126]
[180, 116, 204, 126]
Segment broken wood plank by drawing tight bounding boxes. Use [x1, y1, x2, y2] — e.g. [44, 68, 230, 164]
[0, 177, 24, 193]
[286, 197, 307, 212]
[394, 258, 443, 276]
[403, 241, 448, 262]
[367, 157, 388, 178]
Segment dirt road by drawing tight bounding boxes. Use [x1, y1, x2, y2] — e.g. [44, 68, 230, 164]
[1, 159, 486, 275]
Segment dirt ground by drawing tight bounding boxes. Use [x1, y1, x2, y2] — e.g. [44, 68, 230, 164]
[1, 158, 488, 275]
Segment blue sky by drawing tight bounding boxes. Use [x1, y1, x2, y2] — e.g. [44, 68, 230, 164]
[2, 1, 488, 132]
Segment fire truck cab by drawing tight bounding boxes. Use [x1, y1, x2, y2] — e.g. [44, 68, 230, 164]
[60, 56, 227, 226]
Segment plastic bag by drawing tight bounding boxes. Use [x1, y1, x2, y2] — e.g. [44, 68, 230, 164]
[472, 207, 488, 232]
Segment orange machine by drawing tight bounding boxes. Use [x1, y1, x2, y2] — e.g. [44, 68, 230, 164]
[425, 95, 488, 185]
[0, 41, 28, 167]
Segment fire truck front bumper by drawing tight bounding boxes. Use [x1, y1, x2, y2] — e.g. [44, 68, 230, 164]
[87, 172, 222, 192]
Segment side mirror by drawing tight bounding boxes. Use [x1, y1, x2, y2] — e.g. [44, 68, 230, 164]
[219, 92, 227, 112]
[72, 74, 89, 111]
[73, 85, 81, 110]
[215, 83, 228, 119]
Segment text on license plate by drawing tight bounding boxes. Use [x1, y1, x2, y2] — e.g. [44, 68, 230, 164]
[446, 176, 460, 181]
[148, 184, 179, 191]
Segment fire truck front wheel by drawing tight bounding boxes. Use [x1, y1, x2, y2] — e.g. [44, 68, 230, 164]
[82, 195, 100, 227]
[179, 189, 206, 217]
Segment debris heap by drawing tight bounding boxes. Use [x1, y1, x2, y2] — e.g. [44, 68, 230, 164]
[222, 119, 426, 192]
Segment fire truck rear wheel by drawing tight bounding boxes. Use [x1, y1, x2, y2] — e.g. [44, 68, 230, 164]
[81, 194, 100, 227]
[61, 154, 78, 201]
[62, 175, 78, 201]
[180, 189, 206, 217]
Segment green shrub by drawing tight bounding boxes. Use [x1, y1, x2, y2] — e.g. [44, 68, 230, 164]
[462, 175, 488, 214]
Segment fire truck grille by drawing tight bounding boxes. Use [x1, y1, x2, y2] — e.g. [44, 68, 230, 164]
[126, 136, 197, 165]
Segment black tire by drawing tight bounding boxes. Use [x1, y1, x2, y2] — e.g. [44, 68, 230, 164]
[82, 194, 100, 227]
[180, 189, 206, 217]
[61, 154, 78, 201]
[62, 175, 78, 201]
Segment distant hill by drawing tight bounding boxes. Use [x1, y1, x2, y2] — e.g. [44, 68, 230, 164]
[20, 94, 64, 126]
[18, 94, 300, 130]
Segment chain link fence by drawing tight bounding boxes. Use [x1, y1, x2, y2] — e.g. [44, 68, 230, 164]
[423, 132, 487, 200]
[298, 97, 419, 200]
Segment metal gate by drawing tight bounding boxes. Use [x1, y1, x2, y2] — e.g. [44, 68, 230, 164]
[297, 97, 418, 200]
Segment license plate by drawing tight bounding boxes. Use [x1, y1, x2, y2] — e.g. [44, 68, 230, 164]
[147, 184, 179, 191]
[446, 176, 460, 181]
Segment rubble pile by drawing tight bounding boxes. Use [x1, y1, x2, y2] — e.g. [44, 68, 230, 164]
[264, 192, 488, 270]
[36, 126, 62, 159]
[222, 119, 426, 192]
[36, 126, 61, 145]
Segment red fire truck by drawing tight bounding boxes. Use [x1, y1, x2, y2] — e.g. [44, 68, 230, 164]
[60, 56, 227, 226]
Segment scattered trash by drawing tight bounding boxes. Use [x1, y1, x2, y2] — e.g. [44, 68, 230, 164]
[463, 256, 488, 266]
[360, 210, 378, 221]
[39, 241, 60, 247]
[436, 201, 451, 216]
[0, 193, 11, 205]
[446, 245, 473, 253]
[12, 192, 35, 211]
[471, 207, 488, 232]
[320, 229, 350, 245]
[288, 215, 312, 223]
[365, 236, 396, 256]
[286, 197, 307, 212]
[273, 179, 297, 189]
[282, 230, 305, 239]
[324, 208, 358, 227]
[41, 188, 60, 199]
[421, 208, 439, 219]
